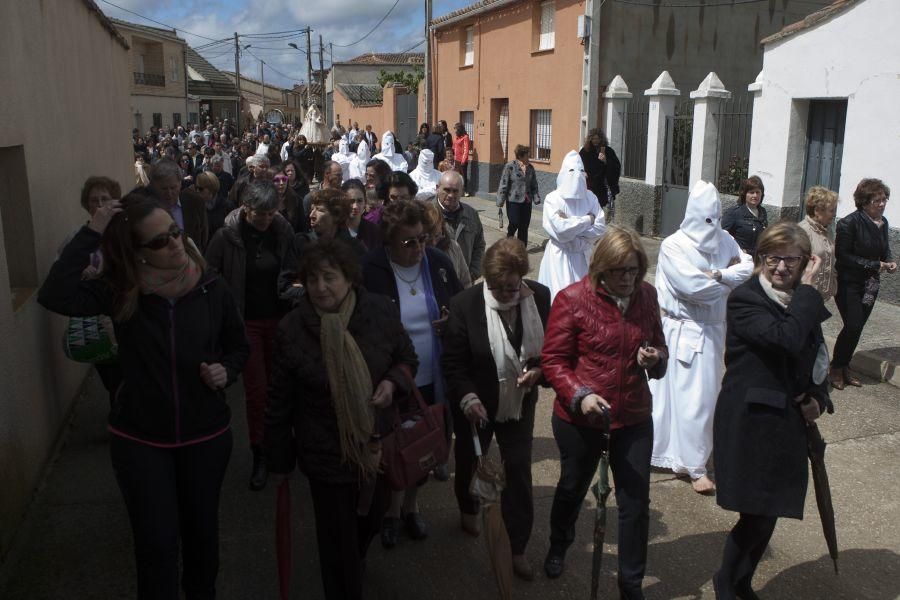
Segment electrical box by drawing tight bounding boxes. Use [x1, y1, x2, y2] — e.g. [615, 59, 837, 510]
[577, 15, 591, 39]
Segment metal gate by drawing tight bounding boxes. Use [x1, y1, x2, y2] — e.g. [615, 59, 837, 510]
[394, 93, 418, 149]
[802, 100, 846, 195]
[660, 101, 693, 236]
[498, 101, 509, 161]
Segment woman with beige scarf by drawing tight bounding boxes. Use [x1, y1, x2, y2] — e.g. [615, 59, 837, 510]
[442, 238, 551, 581]
[265, 239, 418, 600]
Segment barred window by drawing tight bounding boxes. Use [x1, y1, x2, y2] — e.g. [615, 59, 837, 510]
[539, 1, 555, 51]
[152, 113, 162, 129]
[463, 26, 475, 66]
[172, 113, 182, 127]
[530, 109, 551, 162]
[169, 56, 178, 82]
[460, 111, 474, 139]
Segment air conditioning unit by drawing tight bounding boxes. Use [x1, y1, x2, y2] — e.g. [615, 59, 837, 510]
[577, 15, 591, 39]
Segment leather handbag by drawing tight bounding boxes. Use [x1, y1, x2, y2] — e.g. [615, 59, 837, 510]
[380, 366, 449, 491]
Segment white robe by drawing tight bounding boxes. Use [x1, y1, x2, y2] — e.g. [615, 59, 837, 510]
[332, 139, 352, 183]
[649, 230, 753, 478]
[537, 189, 606, 301]
[372, 132, 408, 172]
[410, 149, 440, 197]
[349, 142, 370, 182]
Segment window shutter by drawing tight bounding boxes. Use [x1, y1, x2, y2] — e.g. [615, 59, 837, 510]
[539, 2, 555, 50]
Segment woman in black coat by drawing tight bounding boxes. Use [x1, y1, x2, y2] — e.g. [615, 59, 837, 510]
[38, 191, 249, 599]
[442, 238, 550, 581]
[265, 239, 417, 600]
[713, 222, 832, 599]
[830, 178, 896, 389]
[579, 128, 621, 210]
[722, 176, 768, 253]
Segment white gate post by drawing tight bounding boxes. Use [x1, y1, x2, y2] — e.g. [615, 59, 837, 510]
[602, 75, 632, 154]
[688, 72, 732, 189]
[644, 71, 680, 186]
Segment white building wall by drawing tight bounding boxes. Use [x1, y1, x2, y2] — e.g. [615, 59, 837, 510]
[131, 95, 190, 132]
[748, 0, 900, 223]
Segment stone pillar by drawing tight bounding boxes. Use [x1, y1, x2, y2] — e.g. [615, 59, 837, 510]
[688, 72, 731, 189]
[602, 75, 632, 153]
[746, 70, 764, 177]
[644, 71, 680, 186]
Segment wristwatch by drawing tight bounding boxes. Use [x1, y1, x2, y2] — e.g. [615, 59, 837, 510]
[712, 269, 722, 282]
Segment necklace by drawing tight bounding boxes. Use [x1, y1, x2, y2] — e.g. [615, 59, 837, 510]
[391, 262, 423, 296]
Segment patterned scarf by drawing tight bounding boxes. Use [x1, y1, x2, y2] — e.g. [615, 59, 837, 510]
[137, 240, 202, 299]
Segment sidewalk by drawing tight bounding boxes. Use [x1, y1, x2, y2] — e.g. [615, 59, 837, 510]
[466, 193, 900, 388]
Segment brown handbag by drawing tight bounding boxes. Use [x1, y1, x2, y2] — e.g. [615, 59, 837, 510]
[380, 365, 449, 491]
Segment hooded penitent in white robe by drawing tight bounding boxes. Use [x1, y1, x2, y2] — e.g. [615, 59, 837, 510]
[649, 180, 753, 479]
[332, 139, 352, 183]
[372, 132, 408, 172]
[537, 150, 607, 301]
[410, 149, 440, 197]
[349, 141, 370, 182]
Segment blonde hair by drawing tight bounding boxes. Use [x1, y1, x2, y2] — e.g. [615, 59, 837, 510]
[588, 226, 648, 289]
[196, 171, 220, 195]
[804, 186, 837, 217]
[753, 221, 812, 276]
[483, 238, 529, 285]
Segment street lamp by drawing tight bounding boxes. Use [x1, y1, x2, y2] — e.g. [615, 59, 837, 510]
[288, 42, 313, 108]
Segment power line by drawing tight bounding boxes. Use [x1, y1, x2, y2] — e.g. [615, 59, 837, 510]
[243, 48, 300, 84]
[333, 0, 401, 48]
[397, 39, 425, 54]
[98, 0, 224, 42]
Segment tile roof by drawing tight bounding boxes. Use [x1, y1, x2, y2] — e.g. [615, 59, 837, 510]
[431, 0, 510, 27]
[293, 82, 325, 100]
[338, 52, 424, 66]
[336, 83, 383, 107]
[109, 17, 185, 43]
[760, 0, 863, 45]
[186, 47, 238, 99]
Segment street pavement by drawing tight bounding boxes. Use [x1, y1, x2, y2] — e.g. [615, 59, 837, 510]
[1, 201, 899, 599]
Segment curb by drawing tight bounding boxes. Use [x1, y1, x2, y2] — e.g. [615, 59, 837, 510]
[849, 349, 900, 388]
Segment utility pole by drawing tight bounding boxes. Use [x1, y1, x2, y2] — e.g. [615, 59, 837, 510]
[260, 58, 266, 123]
[318, 35, 326, 112]
[234, 32, 241, 127]
[306, 28, 313, 108]
[424, 0, 433, 124]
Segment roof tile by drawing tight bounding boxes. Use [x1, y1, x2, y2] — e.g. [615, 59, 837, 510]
[760, 0, 863, 45]
[336, 83, 383, 107]
[339, 52, 424, 66]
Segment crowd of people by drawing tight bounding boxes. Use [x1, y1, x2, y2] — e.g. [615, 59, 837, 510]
[37, 114, 894, 600]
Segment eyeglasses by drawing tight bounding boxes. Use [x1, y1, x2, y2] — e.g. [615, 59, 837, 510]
[607, 266, 639, 277]
[139, 227, 183, 250]
[273, 176, 289, 183]
[762, 254, 805, 269]
[399, 234, 430, 248]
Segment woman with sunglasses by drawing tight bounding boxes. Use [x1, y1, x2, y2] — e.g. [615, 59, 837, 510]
[713, 222, 831, 598]
[442, 238, 550, 581]
[38, 190, 249, 600]
[205, 180, 294, 491]
[541, 227, 667, 597]
[361, 199, 463, 548]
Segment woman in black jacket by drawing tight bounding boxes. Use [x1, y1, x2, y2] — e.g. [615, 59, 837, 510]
[442, 238, 550, 581]
[361, 199, 463, 548]
[579, 128, 621, 211]
[38, 191, 249, 600]
[265, 240, 417, 600]
[722, 176, 768, 253]
[830, 178, 896, 388]
[713, 222, 832, 599]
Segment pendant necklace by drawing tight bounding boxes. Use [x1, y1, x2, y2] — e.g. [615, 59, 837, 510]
[392, 262, 423, 296]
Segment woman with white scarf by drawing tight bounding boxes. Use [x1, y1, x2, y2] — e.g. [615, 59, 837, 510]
[442, 238, 551, 581]
[372, 131, 408, 172]
[348, 140, 370, 183]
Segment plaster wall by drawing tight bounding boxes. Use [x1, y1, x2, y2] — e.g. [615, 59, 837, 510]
[116, 28, 187, 100]
[130, 95, 189, 131]
[0, 1, 132, 563]
[332, 91, 385, 140]
[432, 0, 586, 183]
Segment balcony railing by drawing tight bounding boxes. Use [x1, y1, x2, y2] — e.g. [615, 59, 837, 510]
[133, 72, 165, 87]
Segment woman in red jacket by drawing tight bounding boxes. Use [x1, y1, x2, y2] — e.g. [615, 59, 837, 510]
[452, 123, 471, 196]
[541, 226, 668, 600]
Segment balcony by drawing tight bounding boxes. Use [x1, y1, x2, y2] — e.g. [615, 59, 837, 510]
[134, 72, 165, 87]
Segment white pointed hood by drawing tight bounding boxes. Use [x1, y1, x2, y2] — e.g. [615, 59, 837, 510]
[349, 140, 370, 181]
[556, 150, 589, 201]
[337, 138, 351, 157]
[410, 149, 440, 195]
[373, 131, 408, 172]
[333, 139, 352, 182]
[680, 180, 723, 254]
[355, 141, 370, 162]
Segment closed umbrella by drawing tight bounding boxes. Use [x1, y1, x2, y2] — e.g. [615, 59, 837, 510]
[498, 207, 505, 230]
[275, 478, 292, 600]
[590, 408, 612, 600]
[806, 422, 839, 574]
[469, 425, 513, 600]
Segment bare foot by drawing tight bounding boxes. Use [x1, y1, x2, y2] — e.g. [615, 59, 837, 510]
[691, 475, 716, 494]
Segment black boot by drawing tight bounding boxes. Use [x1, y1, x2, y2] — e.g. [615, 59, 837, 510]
[250, 445, 268, 491]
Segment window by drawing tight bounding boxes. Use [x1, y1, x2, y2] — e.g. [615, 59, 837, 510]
[172, 113, 181, 127]
[189, 112, 199, 124]
[462, 26, 475, 66]
[169, 56, 178, 82]
[460, 111, 475, 140]
[0, 146, 38, 310]
[136, 54, 145, 74]
[530, 109, 552, 162]
[152, 113, 162, 128]
[538, 1, 555, 51]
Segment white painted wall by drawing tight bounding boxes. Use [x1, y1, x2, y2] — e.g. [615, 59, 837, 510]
[748, 0, 900, 222]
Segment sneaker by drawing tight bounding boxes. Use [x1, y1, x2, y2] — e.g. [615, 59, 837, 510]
[544, 551, 565, 579]
[512, 554, 534, 581]
[432, 463, 450, 481]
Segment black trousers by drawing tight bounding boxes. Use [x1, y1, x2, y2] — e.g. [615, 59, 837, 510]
[549, 414, 652, 599]
[716, 513, 778, 597]
[506, 201, 533, 245]
[110, 430, 232, 600]
[308, 477, 388, 600]
[452, 398, 536, 554]
[832, 277, 876, 368]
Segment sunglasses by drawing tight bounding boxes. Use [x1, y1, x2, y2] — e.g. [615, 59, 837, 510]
[139, 227, 183, 250]
[273, 176, 289, 183]
[399, 234, 430, 249]
[487, 282, 522, 294]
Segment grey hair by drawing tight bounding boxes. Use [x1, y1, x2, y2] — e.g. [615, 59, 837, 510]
[148, 157, 182, 183]
[208, 154, 224, 167]
[241, 180, 280, 211]
[439, 169, 464, 188]
[246, 155, 270, 169]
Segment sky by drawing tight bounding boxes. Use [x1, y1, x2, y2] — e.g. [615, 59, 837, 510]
[97, 0, 473, 88]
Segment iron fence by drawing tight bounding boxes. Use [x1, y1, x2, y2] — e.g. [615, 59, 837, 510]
[621, 98, 648, 179]
[665, 100, 694, 187]
[715, 93, 753, 194]
[133, 72, 165, 87]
